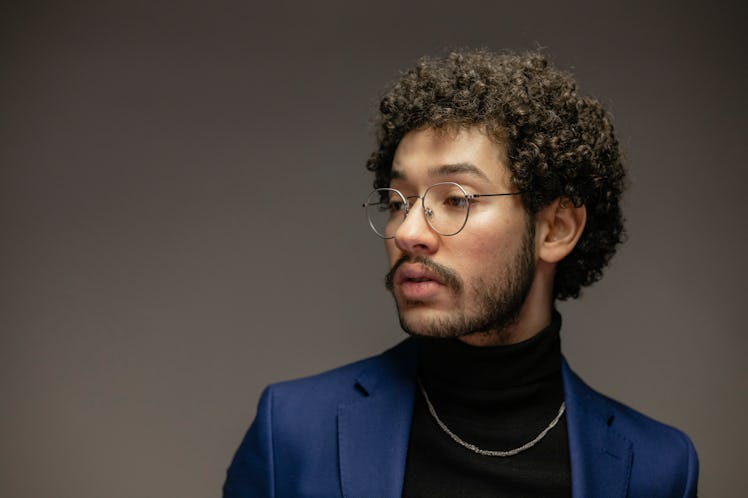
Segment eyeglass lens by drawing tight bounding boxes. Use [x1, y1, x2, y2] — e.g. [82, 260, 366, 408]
[364, 183, 470, 238]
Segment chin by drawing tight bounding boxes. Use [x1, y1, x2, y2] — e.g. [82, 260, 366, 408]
[396, 308, 463, 339]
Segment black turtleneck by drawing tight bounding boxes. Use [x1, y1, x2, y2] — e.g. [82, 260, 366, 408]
[401, 311, 571, 498]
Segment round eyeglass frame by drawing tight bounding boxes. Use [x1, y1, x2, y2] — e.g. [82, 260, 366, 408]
[363, 181, 524, 239]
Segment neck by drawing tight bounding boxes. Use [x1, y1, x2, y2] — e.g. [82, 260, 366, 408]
[417, 311, 563, 389]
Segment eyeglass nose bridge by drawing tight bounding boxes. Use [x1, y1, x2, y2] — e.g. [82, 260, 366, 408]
[393, 197, 441, 246]
[400, 189, 456, 235]
[402, 194, 435, 223]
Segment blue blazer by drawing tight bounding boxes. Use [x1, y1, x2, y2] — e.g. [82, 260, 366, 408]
[224, 340, 698, 497]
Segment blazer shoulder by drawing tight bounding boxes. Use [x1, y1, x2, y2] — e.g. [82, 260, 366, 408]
[563, 361, 699, 497]
[266, 338, 416, 410]
[226, 340, 417, 498]
[564, 361, 695, 447]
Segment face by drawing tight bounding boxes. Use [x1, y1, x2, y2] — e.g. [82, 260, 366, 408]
[384, 126, 536, 340]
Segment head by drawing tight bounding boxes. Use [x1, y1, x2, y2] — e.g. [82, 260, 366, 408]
[367, 50, 626, 343]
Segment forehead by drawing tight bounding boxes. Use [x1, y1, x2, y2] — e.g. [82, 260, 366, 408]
[390, 126, 509, 186]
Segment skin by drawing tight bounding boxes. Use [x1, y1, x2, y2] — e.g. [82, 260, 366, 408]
[386, 126, 586, 346]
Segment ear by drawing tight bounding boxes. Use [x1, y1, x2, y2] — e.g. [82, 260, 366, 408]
[535, 198, 587, 264]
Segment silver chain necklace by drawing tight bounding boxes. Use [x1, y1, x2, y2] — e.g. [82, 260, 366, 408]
[417, 377, 566, 457]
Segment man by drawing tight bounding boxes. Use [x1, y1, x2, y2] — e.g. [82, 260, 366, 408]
[224, 50, 698, 497]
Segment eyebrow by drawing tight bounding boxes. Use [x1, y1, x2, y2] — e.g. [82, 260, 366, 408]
[391, 162, 491, 182]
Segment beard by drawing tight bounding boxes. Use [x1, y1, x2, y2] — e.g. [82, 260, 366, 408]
[384, 221, 536, 339]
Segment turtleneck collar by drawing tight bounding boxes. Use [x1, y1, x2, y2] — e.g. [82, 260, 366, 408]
[402, 310, 571, 497]
[416, 309, 563, 391]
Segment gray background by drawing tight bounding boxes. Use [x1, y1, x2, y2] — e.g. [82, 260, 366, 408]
[1, 1, 746, 497]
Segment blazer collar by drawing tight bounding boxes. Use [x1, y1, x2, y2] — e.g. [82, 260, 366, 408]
[562, 359, 633, 498]
[337, 340, 417, 498]
[336, 343, 634, 498]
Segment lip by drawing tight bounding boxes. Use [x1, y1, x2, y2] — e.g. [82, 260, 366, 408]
[396, 264, 445, 301]
[396, 263, 445, 285]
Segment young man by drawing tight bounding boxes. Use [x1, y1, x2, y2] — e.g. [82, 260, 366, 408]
[224, 50, 698, 497]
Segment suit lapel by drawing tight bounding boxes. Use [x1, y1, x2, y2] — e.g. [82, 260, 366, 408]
[337, 340, 417, 498]
[562, 360, 633, 498]
[335, 346, 634, 497]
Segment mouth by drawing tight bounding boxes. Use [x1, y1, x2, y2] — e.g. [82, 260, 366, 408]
[395, 264, 446, 301]
[385, 255, 463, 300]
[397, 265, 444, 285]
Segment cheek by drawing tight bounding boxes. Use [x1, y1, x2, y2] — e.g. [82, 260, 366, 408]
[470, 208, 528, 248]
[450, 224, 525, 274]
[449, 235, 501, 277]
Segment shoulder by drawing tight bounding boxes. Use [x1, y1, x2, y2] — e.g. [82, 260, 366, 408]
[563, 361, 695, 449]
[262, 338, 416, 420]
[224, 340, 417, 497]
[562, 360, 699, 497]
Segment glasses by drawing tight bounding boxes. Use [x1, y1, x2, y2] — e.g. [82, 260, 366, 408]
[363, 181, 524, 239]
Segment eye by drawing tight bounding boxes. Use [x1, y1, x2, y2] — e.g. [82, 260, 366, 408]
[380, 199, 406, 213]
[443, 195, 470, 209]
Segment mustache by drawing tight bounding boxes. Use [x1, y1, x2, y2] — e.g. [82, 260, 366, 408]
[385, 255, 463, 293]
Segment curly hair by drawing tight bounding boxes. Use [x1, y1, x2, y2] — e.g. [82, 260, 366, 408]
[366, 49, 626, 300]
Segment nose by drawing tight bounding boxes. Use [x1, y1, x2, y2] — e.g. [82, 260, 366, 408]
[393, 201, 439, 255]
